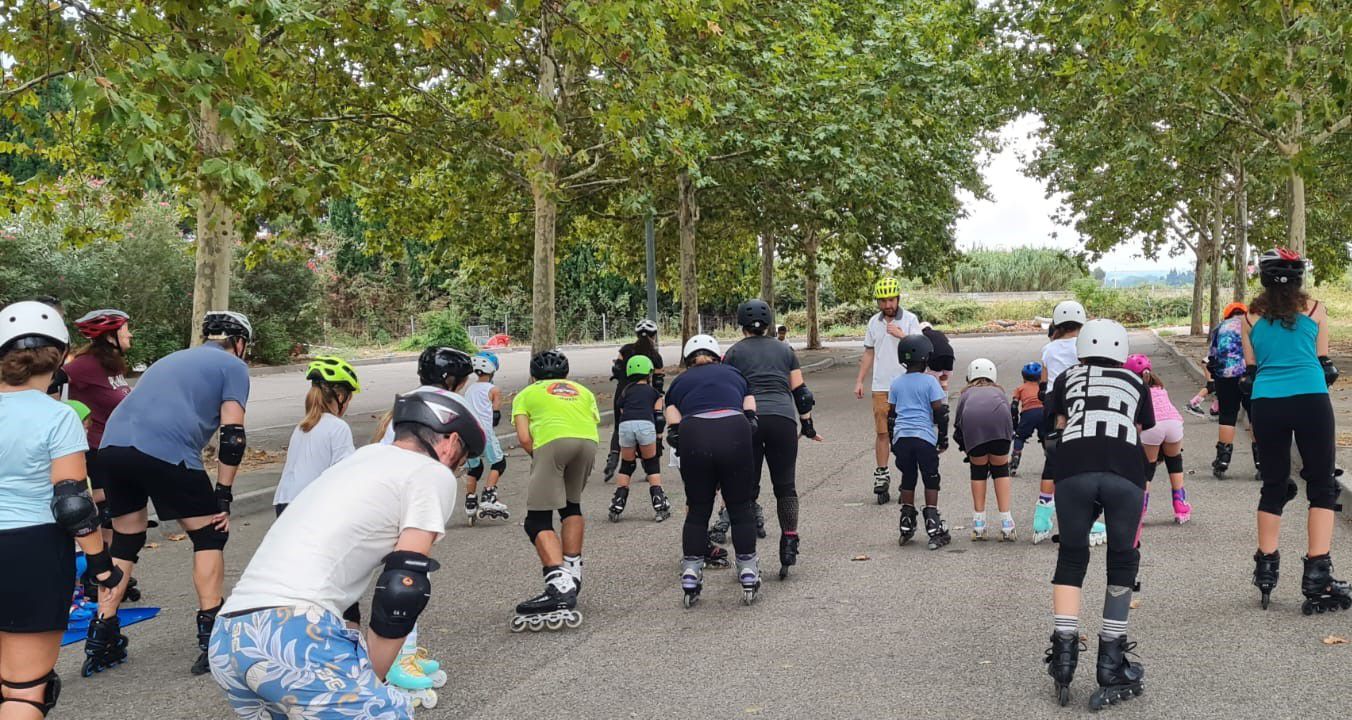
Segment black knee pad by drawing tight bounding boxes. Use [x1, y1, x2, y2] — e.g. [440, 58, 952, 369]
[186, 525, 229, 552]
[1308, 475, 1344, 512]
[1258, 479, 1296, 516]
[558, 502, 582, 520]
[989, 462, 1010, 480]
[1052, 546, 1091, 588]
[1164, 453, 1183, 475]
[467, 461, 484, 480]
[342, 602, 362, 625]
[641, 456, 661, 477]
[523, 510, 554, 543]
[899, 473, 919, 492]
[96, 501, 112, 530]
[109, 530, 147, 564]
[619, 458, 638, 477]
[970, 463, 990, 481]
[491, 458, 507, 475]
[922, 471, 942, 491]
[2, 669, 60, 717]
[1105, 548, 1140, 588]
[1143, 460, 1158, 485]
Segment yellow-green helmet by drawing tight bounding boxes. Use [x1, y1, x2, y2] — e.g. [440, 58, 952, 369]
[306, 355, 361, 392]
[64, 399, 92, 422]
[626, 354, 654, 378]
[873, 277, 901, 299]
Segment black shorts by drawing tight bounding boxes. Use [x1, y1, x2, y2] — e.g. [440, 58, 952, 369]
[87, 448, 104, 490]
[0, 524, 75, 633]
[100, 446, 218, 521]
[968, 439, 1012, 458]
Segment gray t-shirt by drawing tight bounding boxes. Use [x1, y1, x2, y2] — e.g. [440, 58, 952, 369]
[101, 344, 251, 469]
[724, 335, 801, 421]
[954, 384, 1013, 451]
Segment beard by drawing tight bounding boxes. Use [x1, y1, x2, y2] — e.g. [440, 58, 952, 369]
[880, 306, 898, 319]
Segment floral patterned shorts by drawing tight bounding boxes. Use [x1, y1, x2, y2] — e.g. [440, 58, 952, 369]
[209, 605, 413, 719]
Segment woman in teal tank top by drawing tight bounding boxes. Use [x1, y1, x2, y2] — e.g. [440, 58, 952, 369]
[1241, 248, 1349, 614]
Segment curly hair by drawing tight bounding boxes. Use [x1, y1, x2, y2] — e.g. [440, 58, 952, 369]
[73, 336, 129, 377]
[1, 346, 64, 387]
[1249, 283, 1310, 330]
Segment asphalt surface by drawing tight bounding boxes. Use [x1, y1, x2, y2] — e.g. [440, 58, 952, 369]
[55, 332, 1352, 719]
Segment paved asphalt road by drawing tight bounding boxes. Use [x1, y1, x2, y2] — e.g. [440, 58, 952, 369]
[56, 332, 1352, 719]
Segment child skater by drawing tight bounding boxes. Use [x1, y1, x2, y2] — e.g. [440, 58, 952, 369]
[888, 334, 952, 550]
[955, 359, 1015, 541]
[607, 355, 672, 523]
[1124, 354, 1191, 524]
[1010, 362, 1044, 476]
[464, 352, 510, 524]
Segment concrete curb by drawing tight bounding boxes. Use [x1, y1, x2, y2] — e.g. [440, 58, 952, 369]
[211, 351, 846, 522]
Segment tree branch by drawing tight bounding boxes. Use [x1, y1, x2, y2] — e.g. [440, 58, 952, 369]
[0, 69, 72, 104]
[1310, 113, 1352, 147]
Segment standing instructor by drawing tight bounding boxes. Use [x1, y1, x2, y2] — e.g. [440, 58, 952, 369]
[854, 277, 923, 503]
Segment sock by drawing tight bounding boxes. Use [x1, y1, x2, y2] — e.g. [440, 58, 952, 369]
[1173, 488, 1187, 503]
[1053, 614, 1079, 637]
[563, 554, 583, 583]
[1189, 394, 1203, 406]
[1101, 584, 1133, 639]
[973, 511, 986, 526]
[1037, 493, 1054, 506]
[1000, 511, 1014, 525]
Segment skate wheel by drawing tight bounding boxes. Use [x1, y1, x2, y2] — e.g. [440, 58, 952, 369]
[779, 566, 789, 580]
[81, 659, 98, 678]
[875, 493, 889, 505]
[608, 511, 621, 523]
[429, 670, 448, 688]
[1057, 685, 1069, 707]
[1260, 594, 1271, 610]
[683, 594, 697, 609]
[421, 690, 439, 708]
[546, 616, 564, 630]
[510, 616, 527, 633]
[468, 514, 477, 527]
[565, 612, 583, 628]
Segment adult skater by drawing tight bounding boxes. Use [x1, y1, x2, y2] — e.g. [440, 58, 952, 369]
[208, 389, 483, 717]
[855, 277, 923, 502]
[1243, 248, 1350, 614]
[1206, 302, 1253, 476]
[723, 299, 823, 579]
[602, 320, 665, 482]
[89, 311, 252, 676]
[666, 334, 760, 607]
[1042, 319, 1154, 710]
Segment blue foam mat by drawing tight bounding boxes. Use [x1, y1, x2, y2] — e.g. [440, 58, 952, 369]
[62, 606, 160, 646]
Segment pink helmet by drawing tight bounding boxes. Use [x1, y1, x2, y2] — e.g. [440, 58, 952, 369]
[1124, 354, 1151, 376]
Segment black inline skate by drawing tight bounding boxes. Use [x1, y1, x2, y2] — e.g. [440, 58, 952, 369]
[1211, 442, 1232, 478]
[1251, 443, 1262, 480]
[1088, 635, 1144, 710]
[602, 451, 619, 484]
[608, 486, 628, 523]
[511, 568, 582, 632]
[81, 615, 128, 676]
[1253, 550, 1280, 610]
[703, 544, 730, 568]
[922, 506, 951, 550]
[754, 502, 767, 539]
[191, 603, 221, 675]
[708, 507, 730, 545]
[681, 557, 703, 608]
[651, 487, 672, 523]
[778, 532, 799, 580]
[898, 504, 919, 546]
[1044, 632, 1083, 707]
[1010, 450, 1022, 477]
[1300, 554, 1352, 615]
[123, 577, 141, 603]
[873, 468, 891, 504]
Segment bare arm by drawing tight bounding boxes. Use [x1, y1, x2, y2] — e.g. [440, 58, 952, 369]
[664, 405, 683, 425]
[788, 368, 805, 391]
[855, 349, 874, 399]
[1313, 302, 1330, 356]
[1241, 314, 1255, 367]
[743, 394, 757, 412]
[514, 414, 533, 455]
[490, 386, 502, 411]
[366, 528, 438, 680]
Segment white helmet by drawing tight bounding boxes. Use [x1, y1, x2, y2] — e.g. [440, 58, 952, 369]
[0, 301, 70, 355]
[1053, 300, 1087, 327]
[635, 319, 658, 337]
[470, 353, 497, 375]
[203, 310, 253, 342]
[682, 334, 721, 362]
[966, 358, 997, 383]
[1076, 319, 1129, 364]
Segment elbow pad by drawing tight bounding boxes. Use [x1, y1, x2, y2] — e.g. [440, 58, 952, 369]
[1320, 356, 1339, 386]
[218, 424, 246, 466]
[1010, 399, 1020, 425]
[652, 374, 665, 393]
[792, 384, 815, 415]
[934, 404, 950, 442]
[493, 409, 502, 428]
[666, 423, 680, 452]
[1037, 382, 1047, 403]
[886, 408, 897, 437]
[370, 551, 439, 640]
[51, 479, 101, 537]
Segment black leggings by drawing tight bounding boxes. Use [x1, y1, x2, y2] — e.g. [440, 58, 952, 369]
[1252, 394, 1338, 515]
[1214, 376, 1251, 427]
[680, 414, 757, 557]
[1052, 472, 1144, 588]
[751, 415, 799, 532]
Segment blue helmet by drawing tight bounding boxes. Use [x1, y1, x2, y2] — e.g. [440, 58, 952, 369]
[472, 351, 500, 374]
[1021, 362, 1043, 381]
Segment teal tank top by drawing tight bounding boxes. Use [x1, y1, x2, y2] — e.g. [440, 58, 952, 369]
[1250, 312, 1326, 399]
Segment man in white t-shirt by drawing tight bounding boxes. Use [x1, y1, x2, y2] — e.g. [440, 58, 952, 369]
[854, 277, 923, 500]
[207, 389, 485, 718]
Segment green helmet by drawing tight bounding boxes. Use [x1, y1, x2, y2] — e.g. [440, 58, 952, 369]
[874, 277, 901, 299]
[306, 355, 361, 392]
[626, 355, 654, 378]
[64, 399, 92, 422]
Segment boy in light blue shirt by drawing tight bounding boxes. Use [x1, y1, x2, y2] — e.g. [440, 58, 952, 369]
[887, 334, 951, 549]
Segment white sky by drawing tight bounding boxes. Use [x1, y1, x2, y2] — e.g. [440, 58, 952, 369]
[955, 115, 1187, 273]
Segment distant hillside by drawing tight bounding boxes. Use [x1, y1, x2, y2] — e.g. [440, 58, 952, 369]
[1104, 269, 1193, 288]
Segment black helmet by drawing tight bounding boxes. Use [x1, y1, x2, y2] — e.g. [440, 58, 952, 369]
[418, 347, 473, 387]
[203, 311, 253, 342]
[391, 389, 486, 458]
[530, 349, 570, 380]
[736, 299, 773, 331]
[1259, 247, 1306, 289]
[897, 334, 933, 365]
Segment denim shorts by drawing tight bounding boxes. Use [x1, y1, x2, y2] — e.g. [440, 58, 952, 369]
[617, 420, 657, 448]
[466, 432, 505, 469]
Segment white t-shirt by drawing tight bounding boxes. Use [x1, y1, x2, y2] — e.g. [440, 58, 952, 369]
[1041, 338, 1080, 385]
[273, 413, 356, 506]
[863, 310, 923, 392]
[222, 444, 457, 620]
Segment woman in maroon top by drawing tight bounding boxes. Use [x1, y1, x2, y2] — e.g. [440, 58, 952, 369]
[66, 309, 133, 549]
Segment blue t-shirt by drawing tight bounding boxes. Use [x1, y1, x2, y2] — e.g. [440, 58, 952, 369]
[887, 371, 946, 445]
[665, 363, 748, 417]
[1251, 313, 1326, 399]
[101, 344, 251, 469]
[0, 389, 88, 530]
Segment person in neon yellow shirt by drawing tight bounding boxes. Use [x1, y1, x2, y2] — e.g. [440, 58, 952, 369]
[508, 349, 599, 631]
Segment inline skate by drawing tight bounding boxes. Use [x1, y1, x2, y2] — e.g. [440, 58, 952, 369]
[922, 506, 951, 550]
[754, 502, 767, 539]
[898, 504, 919, 546]
[737, 554, 761, 605]
[1253, 550, 1280, 610]
[1089, 521, 1107, 547]
[478, 486, 510, 521]
[681, 557, 703, 608]
[651, 487, 672, 523]
[1032, 501, 1055, 544]
[608, 486, 629, 522]
[1044, 632, 1083, 707]
[708, 507, 730, 545]
[411, 647, 447, 687]
[1301, 554, 1352, 615]
[387, 652, 439, 708]
[873, 467, 891, 505]
[1212, 442, 1233, 478]
[511, 568, 582, 632]
[704, 544, 730, 568]
[1000, 516, 1017, 542]
[190, 603, 221, 676]
[1010, 450, 1022, 476]
[971, 513, 988, 541]
[1088, 635, 1145, 710]
[1172, 489, 1191, 524]
[778, 532, 799, 580]
[81, 615, 129, 676]
[602, 451, 619, 483]
[464, 492, 478, 526]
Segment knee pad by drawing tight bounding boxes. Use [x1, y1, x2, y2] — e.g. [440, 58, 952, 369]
[523, 510, 554, 543]
[641, 456, 661, 477]
[619, 458, 638, 477]
[342, 602, 362, 625]
[467, 461, 484, 480]
[97, 501, 112, 530]
[1308, 476, 1344, 512]
[2, 670, 60, 717]
[558, 502, 582, 520]
[1051, 546, 1091, 588]
[970, 463, 990, 481]
[370, 551, 437, 640]
[1258, 479, 1296, 516]
[899, 473, 919, 492]
[989, 462, 1010, 480]
[491, 458, 507, 475]
[1164, 453, 1183, 475]
[1143, 460, 1159, 485]
[1105, 548, 1140, 588]
[923, 471, 942, 491]
[109, 530, 147, 564]
[186, 525, 229, 552]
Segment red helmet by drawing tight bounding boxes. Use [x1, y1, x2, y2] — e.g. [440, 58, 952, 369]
[74, 309, 130, 339]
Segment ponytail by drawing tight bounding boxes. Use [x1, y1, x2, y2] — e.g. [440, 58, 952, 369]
[300, 383, 353, 432]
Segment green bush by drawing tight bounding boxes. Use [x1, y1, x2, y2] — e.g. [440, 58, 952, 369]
[906, 296, 985, 326]
[941, 248, 1089, 292]
[400, 309, 477, 353]
[232, 243, 324, 364]
[1071, 279, 1191, 325]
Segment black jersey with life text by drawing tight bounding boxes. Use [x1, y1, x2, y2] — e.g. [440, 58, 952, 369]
[1046, 364, 1155, 487]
